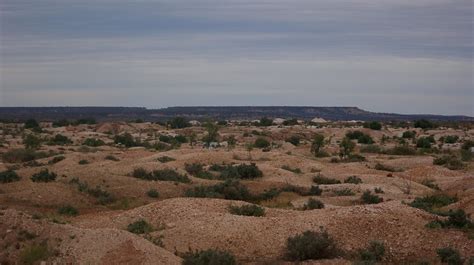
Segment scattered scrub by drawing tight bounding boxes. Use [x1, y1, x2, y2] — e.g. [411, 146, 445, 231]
[433, 155, 464, 170]
[333, 188, 355, 196]
[361, 190, 383, 204]
[436, 247, 463, 265]
[182, 249, 237, 265]
[31, 169, 57, 182]
[254, 137, 270, 148]
[358, 241, 385, 263]
[286, 228, 337, 261]
[157, 156, 175, 163]
[0, 170, 20, 183]
[313, 175, 341, 185]
[229, 204, 265, 217]
[83, 138, 105, 147]
[78, 159, 89, 165]
[105, 155, 120, 161]
[185, 180, 251, 201]
[48, 155, 65, 165]
[302, 198, 324, 210]
[127, 219, 153, 234]
[408, 194, 457, 213]
[281, 165, 302, 174]
[132, 168, 191, 183]
[147, 189, 159, 198]
[344, 176, 362, 184]
[19, 243, 50, 265]
[58, 205, 79, 216]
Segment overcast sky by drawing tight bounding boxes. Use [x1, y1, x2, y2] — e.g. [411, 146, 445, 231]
[0, 0, 472, 115]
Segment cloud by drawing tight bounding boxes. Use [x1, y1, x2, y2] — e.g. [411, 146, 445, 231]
[0, 0, 472, 114]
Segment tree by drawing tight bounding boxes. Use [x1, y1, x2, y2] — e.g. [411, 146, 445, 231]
[414, 119, 436, 129]
[168, 117, 190, 129]
[226, 135, 237, 150]
[339, 137, 355, 158]
[203, 122, 219, 146]
[23, 134, 41, 149]
[311, 134, 325, 156]
[259, 117, 273, 127]
[24, 119, 39, 129]
[189, 132, 197, 147]
[363, 121, 382, 130]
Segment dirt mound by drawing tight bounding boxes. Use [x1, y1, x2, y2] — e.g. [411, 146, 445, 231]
[0, 209, 181, 265]
[74, 197, 473, 264]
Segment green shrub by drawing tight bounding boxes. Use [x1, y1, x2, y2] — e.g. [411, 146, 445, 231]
[132, 168, 191, 183]
[31, 169, 56, 182]
[358, 134, 374, 144]
[48, 155, 65, 165]
[286, 135, 301, 146]
[414, 119, 436, 129]
[23, 134, 42, 149]
[374, 163, 399, 172]
[78, 159, 89, 165]
[20, 243, 50, 265]
[157, 156, 175, 163]
[147, 189, 159, 198]
[442, 135, 459, 144]
[0, 170, 20, 183]
[374, 187, 384, 194]
[385, 145, 416, 155]
[83, 138, 105, 147]
[114, 133, 140, 147]
[408, 194, 457, 213]
[436, 247, 463, 265]
[360, 145, 382, 153]
[258, 117, 273, 127]
[307, 185, 322, 196]
[363, 121, 382, 130]
[286, 228, 337, 261]
[219, 163, 263, 179]
[361, 190, 383, 204]
[105, 155, 120, 161]
[421, 179, 440, 190]
[127, 219, 153, 234]
[24, 119, 40, 129]
[359, 241, 385, 262]
[2, 148, 49, 163]
[333, 188, 355, 196]
[49, 134, 72, 145]
[313, 175, 341, 185]
[58, 205, 79, 216]
[229, 204, 265, 217]
[281, 165, 302, 174]
[442, 209, 473, 228]
[168, 117, 190, 129]
[182, 249, 237, 265]
[185, 163, 205, 175]
[254, 137, 270, 148]
[346, 131, 365, 140]
[402, 131, 416, 139]
[416, 137, 433, 149]
[302, 198, 324, 210]
[344, 176, 362, 184]
[343, 154, 366, 162]
[433, 155, 464, 170]
[185, 180, 251, 201]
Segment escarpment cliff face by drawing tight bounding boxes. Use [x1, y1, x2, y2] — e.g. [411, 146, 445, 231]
[0, 106, 472, 122]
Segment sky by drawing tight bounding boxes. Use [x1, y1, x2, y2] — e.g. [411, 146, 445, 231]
[0, 0, 472, 115]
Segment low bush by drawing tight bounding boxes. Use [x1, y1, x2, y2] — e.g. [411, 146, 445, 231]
[0, 170, 20, 183]
[78, 159, 89, 165]
[69, 178, 115, 204]
[313, 175, 341, 185]
[402, 131, 416, 139]
[19, 243, 50, 265]
[114, 133, 140, 147]
[182, 249, 237, 265]
[414, 119, 436, 129]
[361, 190, 383, 204]
[358, 241, 385, 262]
[302, 198, 324, 210]
[433, 155, 464, 170]
[157, 156, 175, 163]
[360, 144, 382, 153]
[83, 138, 105, 147]
[281, 165, 302, 174]
[49, 134, 72, 145]
[127, 219, 153, 234]
[58, 205, 79, 216]
[441, 209, 473, 229]
[48, 155, 65, 165]
[416, 137, 433, 149]
[31, 169, 56, 182]
[374, 187, 384, 194]
[185, 180, 251, 201]
[285, 135, 301, 146]
[421, 179, 440, 190]
[219, 163, 263, 179]
[307, 185, 323, 196]
[229, 204, 265, 217]
[147, 189, 159, 198]
[385, 145, 416, 156]
[436, 247, 463, 265]
[254, 137, 271, 148]
[2, 148, 49, 163]
[333, 188, 355, 196]
[343, 154, 366, 162]
[363, 121, 382, 130]
[131, 168, 191, 183]
[374, 163, 399, 172]
[408, 194, 457, 213]
[105, 155, 120, 161]
[286, 228, 337, 261]
[185, 163, 205, 175]
[442, 135, 459, 144]
[344, 176, 362, 184]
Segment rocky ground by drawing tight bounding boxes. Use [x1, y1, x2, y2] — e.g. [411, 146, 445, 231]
[0, 120, 473, 264]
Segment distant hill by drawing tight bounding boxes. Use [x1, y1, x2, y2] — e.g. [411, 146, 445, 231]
[0, 106, 472, 122]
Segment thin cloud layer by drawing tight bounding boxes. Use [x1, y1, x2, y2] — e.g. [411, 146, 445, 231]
[0, 0, 472, 115]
